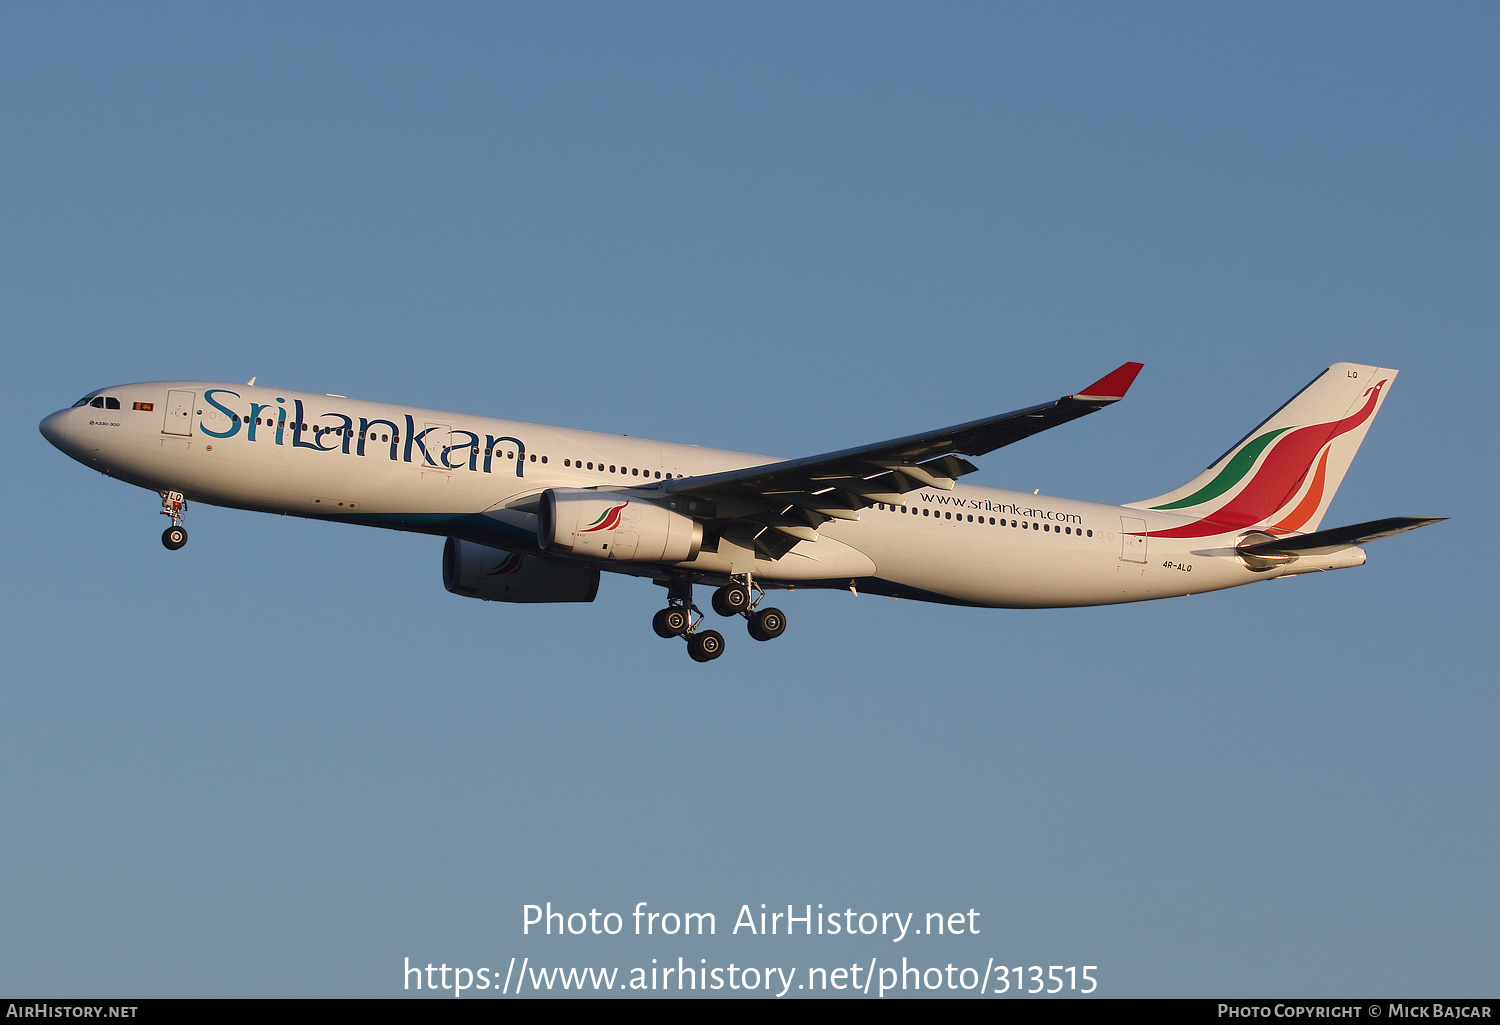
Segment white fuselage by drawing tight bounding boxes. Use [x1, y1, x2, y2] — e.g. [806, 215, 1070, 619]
[40, 381, 1364, 608]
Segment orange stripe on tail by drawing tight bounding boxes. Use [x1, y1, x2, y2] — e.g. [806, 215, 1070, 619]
[1269, 448, 1331, 535]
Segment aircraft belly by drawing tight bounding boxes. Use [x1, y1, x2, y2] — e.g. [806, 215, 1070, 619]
[109, 427, 519, 520]
[681, 532, 877, 581]
[848, 525, 1262, 608]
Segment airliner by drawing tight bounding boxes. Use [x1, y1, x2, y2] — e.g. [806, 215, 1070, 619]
[39, 362, 1440, 661]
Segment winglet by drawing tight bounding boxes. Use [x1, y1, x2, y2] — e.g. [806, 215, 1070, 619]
[1073, 362, 1144, 403]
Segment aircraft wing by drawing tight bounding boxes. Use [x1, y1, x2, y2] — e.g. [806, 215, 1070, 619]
[650, 362, 1144, 559]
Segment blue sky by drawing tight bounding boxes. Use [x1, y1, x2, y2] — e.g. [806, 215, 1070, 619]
[3, 3, 1495, 997]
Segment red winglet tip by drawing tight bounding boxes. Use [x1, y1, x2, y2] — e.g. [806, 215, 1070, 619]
[1074, 361, 1144, 402]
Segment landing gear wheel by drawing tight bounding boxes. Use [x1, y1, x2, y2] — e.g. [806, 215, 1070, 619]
[162, 526, 188, 550]
[747, 607, 786, 641]
[652, 607, 690, 638]
[687, 629, 725, 662]
[711, 583, 751, 617]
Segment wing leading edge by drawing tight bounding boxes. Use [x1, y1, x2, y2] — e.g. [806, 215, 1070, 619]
[650, 362, 1144, 560]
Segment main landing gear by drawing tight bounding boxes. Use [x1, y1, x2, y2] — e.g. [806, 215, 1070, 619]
[652, 577, 724, 662]
[160, 490, 188, 550]
[652, 574, 787, 662]
[709, 578, 787, 642]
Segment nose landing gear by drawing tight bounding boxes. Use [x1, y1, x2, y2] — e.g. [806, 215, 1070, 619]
[160, 491, 188, 550]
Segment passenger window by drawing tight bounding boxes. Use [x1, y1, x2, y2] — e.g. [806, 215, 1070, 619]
[632, 468, 639, 476]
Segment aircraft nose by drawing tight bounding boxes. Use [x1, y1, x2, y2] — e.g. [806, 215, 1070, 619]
[39, 409, 72, 451]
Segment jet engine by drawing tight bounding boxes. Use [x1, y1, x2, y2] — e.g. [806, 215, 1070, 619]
[537, 488, 702, 562]
[442, 538, 600, 603]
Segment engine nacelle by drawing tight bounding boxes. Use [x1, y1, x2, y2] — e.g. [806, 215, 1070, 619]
[442, 538, 600, 603]
[537, 488, 702, 562]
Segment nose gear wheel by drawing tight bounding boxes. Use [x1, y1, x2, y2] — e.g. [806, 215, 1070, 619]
[159, 491, 188, 550]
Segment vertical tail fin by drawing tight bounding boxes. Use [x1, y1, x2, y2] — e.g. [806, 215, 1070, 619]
[1126, 363, 1397, 538]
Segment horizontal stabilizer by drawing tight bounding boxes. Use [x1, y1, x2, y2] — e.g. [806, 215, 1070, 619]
[1239, 516, 1445, 557]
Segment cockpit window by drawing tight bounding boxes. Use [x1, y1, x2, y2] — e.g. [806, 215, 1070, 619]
[89, 397, 105, 408]
[104, 397, 120, 410]
[73, 396, 95, 407]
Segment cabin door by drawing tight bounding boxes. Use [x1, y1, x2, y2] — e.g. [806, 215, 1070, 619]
[162, 390, 195, 437]
[1119, 516, 1148, 563]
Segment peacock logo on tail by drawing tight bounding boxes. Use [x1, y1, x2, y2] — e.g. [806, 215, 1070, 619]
[1147, 379, 1388, 539]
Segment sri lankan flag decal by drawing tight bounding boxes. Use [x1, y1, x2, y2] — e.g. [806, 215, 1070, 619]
[578, 502, 628, 533]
